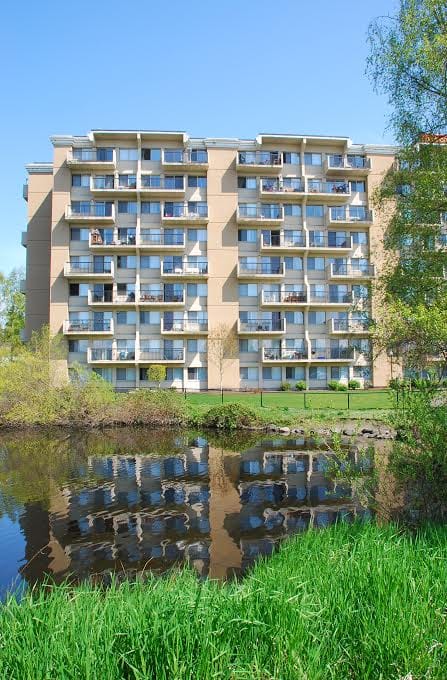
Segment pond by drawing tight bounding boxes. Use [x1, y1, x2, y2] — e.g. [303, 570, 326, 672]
[0, 428, 376, 598]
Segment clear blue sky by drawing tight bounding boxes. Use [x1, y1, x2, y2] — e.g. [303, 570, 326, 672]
[0, 0, 397, 274]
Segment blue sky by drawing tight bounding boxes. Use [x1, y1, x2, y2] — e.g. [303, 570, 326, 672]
[0, 0, 397, 274]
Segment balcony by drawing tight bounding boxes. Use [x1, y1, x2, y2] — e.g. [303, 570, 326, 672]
[139, 288, 185, 307]
[262, 347, 308, 363]
[306, 179, 351, 202]
[89, 230, 136, 251]
[161, 260, 208, 279]
[21, 231, 27, 247]
[63, 262, 114, 278]
[87, 291, 136, 307]
[261, 290, 307, 307]
[161, 319, 208, 335]
[329, 318, 371, 335]
[309, 292, 353, 308]
[327, 207, 373, 226]
[138, 348, 185, 364]
[308, 235, 352, 253]
[237, 261, 285, 279]
[90, 176, 137, 196]
[161, 150, 208, 171]
[23, 183, 28, 201]
[238, 318, 286, 335]
[88, 348, 136, 364]
[162, 204, 208, 224]
[63, 319, 114, 336]
[65, 203, 115, 223]
[67, 148, 115, 170]
[325, 154, 371, 175]
[260, 233, 306, 252]
[237, 205, 284, 225]
[310, 347, 355, 362]
[328, 263, 376, 280]
[236, 151, 283, 174]
[139, 231, 185, 251]
[260, 178, 304, 199]
[139, 176, 185, 198]
[19, 280, 26, 294]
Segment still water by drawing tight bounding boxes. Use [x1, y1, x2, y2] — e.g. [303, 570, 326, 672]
[0, 428, 372, 598]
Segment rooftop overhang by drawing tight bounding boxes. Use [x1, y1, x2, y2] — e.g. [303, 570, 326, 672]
[25, 162, 53, 174]
[257, 133, 351, 148]
[91, 130, 188, 144]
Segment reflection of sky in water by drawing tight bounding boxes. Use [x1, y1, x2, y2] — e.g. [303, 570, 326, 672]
[0, 431, 371, 596]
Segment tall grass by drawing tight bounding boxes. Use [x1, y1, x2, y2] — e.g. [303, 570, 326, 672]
[1, 522, 446, 679]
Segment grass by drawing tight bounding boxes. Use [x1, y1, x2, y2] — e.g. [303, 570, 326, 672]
[1, 522, 447, 679]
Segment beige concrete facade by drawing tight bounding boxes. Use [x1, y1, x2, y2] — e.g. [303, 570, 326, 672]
[22, 130, 397, 389]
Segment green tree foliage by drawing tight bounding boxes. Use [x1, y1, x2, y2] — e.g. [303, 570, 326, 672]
[147, 364, 166, 388]
[0, 269, 25, 353]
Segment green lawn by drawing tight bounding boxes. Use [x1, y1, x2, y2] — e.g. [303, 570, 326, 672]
[185, 389, 394, 411]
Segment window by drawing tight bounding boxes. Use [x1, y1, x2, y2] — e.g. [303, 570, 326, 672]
[119, 148, 138, 161]
[331, 366, 349, 381]
[283, 204, 302, 217]
[282, 368, 304, 383]
[117, 255, 136, 269]
[306, 205, 324, 218]
[238, 229, 258, 242]
[188, 176, 207, 188]
[262, 366, 281, 380]
[118, 201, 138, 214]
[238, 176, 257, 189]
[284, 311, 304, 324]
[188, 201, 208, 216]
[239, 283, 258, 297]
[69, 283, 89, 297]
[240, 367, 259, 380]
[70, 228, 89, 241]
[116, 367, 136, 381]
[351, 338, 371, 355]
[166, 367, 184, 380]
[72, 174, 90, 188]
[142, 148, 161, 161]
[309, 366, 327, 381]
[188, 228, 207, 242]
[309, 311, 326, 325]
[187, 283, 207, 297]
[140, 255, 160, 269]
[116, 311, 137, 325]
[93, 368, 113, 382]
[283, 152, 300, 164]
[285, 257, 303, 271]
[68, 339, 88, 353]
[187, 339, 207, 353]
[187, 367, 207, 381]
[190, 149, 208, 162]
[239, 339, 259, 353]
[353, 366, 371, 379]
[350, 180, 366, 192]
[351, 231, 368, 245]
[141, 201, 161, 214]
[118, 174, 137, 188]
[304, 152, 322, 166]
[308, 257, 325, 271]
[140, 311, 160, 324]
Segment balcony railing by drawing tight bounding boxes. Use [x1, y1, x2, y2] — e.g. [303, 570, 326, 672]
[238, 319, 285, 333]
[140, 176, 185, 190]
[309, 235, 352, 249]
[238, 151, 282, 166]
[331, 319, 371, 333]
[263, 348, 307, 361]
[90, 231, 136, 247]
[310, 347, 355, 360]
[329, 207, 372, 223]
[163, 205, 208, 219]
[238, 205, 283, 220]
[261, 179, 304, 193]
[307, 180, 350, 195]
[161, 320, 208, 333]
[139, 348, 185, 362]
[261, 234, 305, 248]
[238, 262, 285, 276]
[89, 348, 136, 362]
[310, 292, 353, 304]
[89, 291, 135, 305]
[64, 262, 114, 276]
[162, 150, 208, 165]
[329, 263, 376, 278]
[327, 155, 371, 170]
[262, 290, 307, 304]
[64, 319, 113, 334]
[140, 232, 185, 247]
[68, 148, 114, 163]
[139, 290, 185, 303]
[66, 203, 114, 219]
[161, 261, 208, 275]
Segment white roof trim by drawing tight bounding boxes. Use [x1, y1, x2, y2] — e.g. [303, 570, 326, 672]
[25, 162, 53, 174]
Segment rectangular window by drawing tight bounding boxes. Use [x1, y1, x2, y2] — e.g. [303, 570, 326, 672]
[283, 204, 302, 217]
[262, 367, 282, 380]
[93, 368, 113, 382]
[116, 367, 136, 381]
[352, 232, 368, 245]
[187, 228, 207, 242]
[188, 176, 207, 188]
[187, 367, 207, 381]
[140, 255, 160, 269]
[68, 339, 88, 353]
[350, 180, 366, 192]
[118, 174, 137, 188]
[118, 201, 138, 214]
[187, 339, 207, 353]
[353, 366, 371, 379]
[308, 311, 326, 325]
[70, 228, 89, 241]
[165, 367, 184, 381]
[238, 283, 258, 297]
[239, 339, 259, 353]
[69, 283, 89, 297]
[117, 256, 136, 269]
[119, 148, 138, 161]
[285, 366, 305, 380]
[306, 205, 324, 218]
[72, 174, 90, 187]
[308, 257, 325, 271]
[141, 201, 161, 214]
[309, 366, 327, 381]
[304, 152, 322, 166]
[140, 311, 160, 324]
[116, 311, 137, 325]
[240, 366, 259, 380]
[238, 229, 258, 242]
[283, 152, 300, 164]
[237, 177, 257, 189]
[285, 257, 303, 271]
[331, 366, 349, 381]
[142, 148, 161, 161]
[186, 283, 207, 296]
[284, 311, 304, 324]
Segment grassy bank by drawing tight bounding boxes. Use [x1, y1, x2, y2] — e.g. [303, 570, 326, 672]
[1, 522, 446, 679]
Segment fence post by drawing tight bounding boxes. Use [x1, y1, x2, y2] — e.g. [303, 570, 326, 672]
[221, 389, 224, 404]
[260, 390, 263, 407]
[347, 391, 350, 410]
[184, 388, 187, 400]
[304, 392, 307, 409]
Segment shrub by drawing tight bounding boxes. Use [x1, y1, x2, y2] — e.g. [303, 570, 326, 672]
[328, 381, 347, 392]
[280, 382, 291, 391]
[348, 379, 361, 390]
[295, 381, 306, 391]
[147, 365, 166, 388]
[121, 388, 187, 425]
[202, 402, 260, 430]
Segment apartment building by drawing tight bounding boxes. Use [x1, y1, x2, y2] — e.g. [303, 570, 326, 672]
[22, 130, 396, 390]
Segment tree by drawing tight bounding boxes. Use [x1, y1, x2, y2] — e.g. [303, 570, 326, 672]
[147, 364, 166, 389]
[207, 323, 239, 392]
[0, 269, 25, 354]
